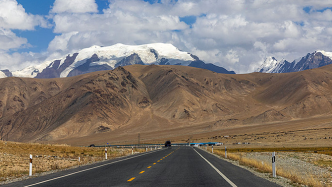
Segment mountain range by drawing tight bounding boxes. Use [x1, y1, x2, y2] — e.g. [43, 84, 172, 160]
[2, 64, 332, 145]
[0, 43, 234, 79]
[257, 50, 332, 73]
[2, 43, 332, 145]
[2, 43, 332, 79]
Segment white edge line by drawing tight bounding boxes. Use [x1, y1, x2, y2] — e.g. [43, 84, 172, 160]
[24, 149, 163, 187]
[193, 148, 237, 187]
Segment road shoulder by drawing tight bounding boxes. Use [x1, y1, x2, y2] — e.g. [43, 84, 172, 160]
[195, 147, 292, 187]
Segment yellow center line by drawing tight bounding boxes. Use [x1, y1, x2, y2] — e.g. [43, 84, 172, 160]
[128, 177, 135, 182]
[157, 160, 160, 162]
[153, 163, 156, 165]
[139, 171, 145, 174]
[147, 166, 152, 168]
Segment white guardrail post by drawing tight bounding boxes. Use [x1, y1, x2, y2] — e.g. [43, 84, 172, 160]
[212, 145, 213, 153]
[29, 154, 32, 176]
[272, 152, 276, 177]
[132, 146, 133, 155]
[225, 146, 227, 159]
[105, 148, 107, 160]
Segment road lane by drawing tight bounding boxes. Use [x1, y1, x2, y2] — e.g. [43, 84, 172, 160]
[3, 147, 281, 187]
[2, 148, 169, 187]
[131, 147, 233, 187]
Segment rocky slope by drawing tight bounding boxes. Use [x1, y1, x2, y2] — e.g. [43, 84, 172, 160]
[1, 64, 332, 144]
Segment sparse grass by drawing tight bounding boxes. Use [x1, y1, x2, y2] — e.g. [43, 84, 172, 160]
[0, 141, 147, 182]
[314, 160, 332, 168]
[213, 147, 332, 156]
[210, 148, 329, 187]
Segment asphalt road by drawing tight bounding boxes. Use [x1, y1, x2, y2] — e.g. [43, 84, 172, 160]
[3, 147, 281, 187]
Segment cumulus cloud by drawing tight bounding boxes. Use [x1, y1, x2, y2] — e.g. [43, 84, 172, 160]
[3, 0, 332, 73]
[0, 51, 42, 71]
[0, 0, 48, 30]
[0, 0, 50, 71]
[51, 0, 98, 13]
[43, 0, 332, 73]
[0, 0, 49, 52]
[48, 32, 79, 52]
[0, 29, 27, 50]
[48, 0, 189, 54]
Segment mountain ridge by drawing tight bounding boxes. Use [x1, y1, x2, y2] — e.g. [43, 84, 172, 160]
[0, 43, 235, 79]
[1, 64, 332, 144]
[257, 50, 332, 73]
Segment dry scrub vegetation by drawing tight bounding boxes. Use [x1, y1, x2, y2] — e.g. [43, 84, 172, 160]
[0, 141, 143, 182]
[208, 147, 332, 187]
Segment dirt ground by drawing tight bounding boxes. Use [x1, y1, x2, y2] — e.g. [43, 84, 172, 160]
[50, 114, 332, 149]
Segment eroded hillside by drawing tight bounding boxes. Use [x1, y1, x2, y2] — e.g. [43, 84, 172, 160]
[1, 65, 332, 144]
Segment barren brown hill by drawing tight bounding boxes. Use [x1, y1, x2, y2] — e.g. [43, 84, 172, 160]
[1, 64, 332, 145]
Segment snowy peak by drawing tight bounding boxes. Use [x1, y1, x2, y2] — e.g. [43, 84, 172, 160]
[1, 43, 234, 79]
[257, 51, 332, 73]
[0, 71, 6, 78]
[58, 43, 195, 77]
[316, 50, 332, 59]
[256, 56, 285, 73]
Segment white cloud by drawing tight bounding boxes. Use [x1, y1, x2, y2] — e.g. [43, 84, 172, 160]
[0, 29, 27, 50]
[48, 0, 189, 53]
[51, 0, 98, 14]
[0, 0, 49, 53]
[48, 31, 79, 52]
[0, 51, 41, 71]
[225, 50, 239, 64]
[4, 0, 332, 74]
[0, 0, 48, 30]
[0, 0, 50, 71]
[44, 0, 332, 73]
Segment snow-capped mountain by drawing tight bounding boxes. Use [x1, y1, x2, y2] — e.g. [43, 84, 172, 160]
[256, 57, 282, 73]
[0, 71, 6, 78]
[257, 50, 332, 73]
[0, 43, 234, 79]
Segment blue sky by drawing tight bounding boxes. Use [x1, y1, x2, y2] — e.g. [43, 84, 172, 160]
[1, 0, 332, 73]
[14, 0, 109, 53]
[13, 0, 54, 53]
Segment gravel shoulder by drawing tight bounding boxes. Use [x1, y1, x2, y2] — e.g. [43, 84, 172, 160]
[200, 147, 332, 187]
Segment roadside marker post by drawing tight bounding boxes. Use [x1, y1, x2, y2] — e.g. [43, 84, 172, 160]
[146, 147, 147, 152]
[79, 157, 80, 162]
[272, 152, 276, 177]
[105, 148, 107, 160]
[225, 146, 227, 159]
[132, 146, 134, 155]
[29, 154, 32, 176]
[212, 145, 214, 153]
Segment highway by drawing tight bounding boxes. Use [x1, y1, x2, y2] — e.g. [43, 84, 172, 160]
[3, 147, 281, 187]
